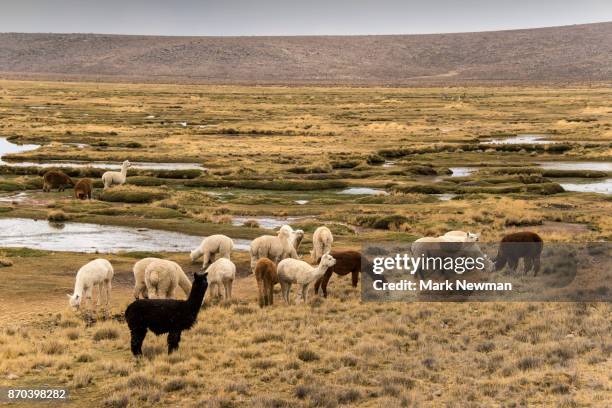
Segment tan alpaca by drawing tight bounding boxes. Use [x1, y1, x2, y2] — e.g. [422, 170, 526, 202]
[254, 258, 278, 308]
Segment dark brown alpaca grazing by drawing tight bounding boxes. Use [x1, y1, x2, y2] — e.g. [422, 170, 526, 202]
[495, 231, 543, 276]
[74, 178, 93, 200]
[42, 170, 74, 192]
[254, 258, 278, 307]
[314, 250, 361, 297]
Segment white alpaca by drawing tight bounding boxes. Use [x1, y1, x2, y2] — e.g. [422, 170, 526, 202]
[190, 234, 234, 269]
[67, 259, 114, 311]
[411, 236, 491, 278]
[102, 160, 131, 189]
[277, 253, 336, 304]
[250, 226, 298, 271]
[205, 258, 236, 301]
[133, 257, 179, 299]
[279, 225, 305, 251]
[444, 230, 479, 242]
[310, 226, 333, 262]
[144, 259, 192, 299]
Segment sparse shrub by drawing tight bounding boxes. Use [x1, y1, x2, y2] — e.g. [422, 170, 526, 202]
[297, 349, 320, 362]
[93, 327, 119, 342]
[47, 210, 69, 222]
[233, 305, 255, 315]
[73, 370, 93, 388]
[517, 356, 541, 371]
[99, 186, 168, 203]
[64, 329, 79, 340]
[476, 342, 496, 353]
[41, 340, 65, 355]
[163, 378, 187, 392]
[242, 219, 260, 228]
[76, 353, 94, 362]
[103, 393, 129, 408]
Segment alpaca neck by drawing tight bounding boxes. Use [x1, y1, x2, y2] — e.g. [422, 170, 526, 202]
[72, 277, 85, 297]
[312, 263, 329, 280]
[187, 275, 208, 313]
[120, 165, 128, 177]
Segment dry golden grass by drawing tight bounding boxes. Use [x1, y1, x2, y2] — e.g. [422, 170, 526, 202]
[0, 80, 610, 406]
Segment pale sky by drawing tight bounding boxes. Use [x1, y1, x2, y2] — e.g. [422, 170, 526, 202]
[1, 0, 611, 36]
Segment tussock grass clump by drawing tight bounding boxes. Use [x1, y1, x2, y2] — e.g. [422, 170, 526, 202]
[242, 219, 260, 228]
[93, 327, 120, 342]
[47, 210, 69, 222]
[186, 178, 348, 191]
[297, 348, 320, 362]
[40, 340, 66, 355]
[102, 393, 129, 408]
[99, 186, 168, 203]
[355, 214, 410, 230]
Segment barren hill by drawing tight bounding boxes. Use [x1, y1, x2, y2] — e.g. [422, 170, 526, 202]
[0, 22, 611, 85]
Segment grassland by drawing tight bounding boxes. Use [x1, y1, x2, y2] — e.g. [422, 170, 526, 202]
[0, 80, 610, 407]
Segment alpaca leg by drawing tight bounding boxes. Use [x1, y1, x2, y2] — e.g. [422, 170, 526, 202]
[301, 284, 309, 304]
[267, 282, 274, 306]
[533, 256, 541, 277]
[130, 327, 147, 356]
[105, 280, 112, 309]
[257, 279, 265, 307]
[314, 277, 322, 295]
[320, 269, 333, 298]
[508, 258, 518, 274]
[96, 283, 103, 308]
[167, 331, 182, 354]
[280, 281, 289, 304]
[133, 283, 143, 299]
[351, 269, 359, 288]
[523, 257, 533, 275]
[225, 280, 232, 300]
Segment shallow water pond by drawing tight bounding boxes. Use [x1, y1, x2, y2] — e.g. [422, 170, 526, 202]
[538, 161, 612, 172]
[338, 187, 388, 195]
[2, 160, 206, 171]
[449, 167, 476, 177]
[231, 216, 313, 229]
[0, 137, 205, 170]
[434, 193, 458, 201]
[559, 179, 612, 195]
[0, 218, 250, 253]
[481, 134, 555, 145]
[0, 138, 41, 164]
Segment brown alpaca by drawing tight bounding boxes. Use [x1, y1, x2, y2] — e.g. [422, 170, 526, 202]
[42, 170, 74, 192]
[254, 258, 278, 308]
[74, 178, 93, 200]
[314, 250, 361, 298]
[495, 231, 543, 276]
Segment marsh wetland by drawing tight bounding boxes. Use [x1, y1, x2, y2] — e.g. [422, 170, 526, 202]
[0, 80, 610, 407]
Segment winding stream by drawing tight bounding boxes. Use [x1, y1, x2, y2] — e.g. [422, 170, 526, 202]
[0, 218, 250, 253]
[0, 137, 205, 170]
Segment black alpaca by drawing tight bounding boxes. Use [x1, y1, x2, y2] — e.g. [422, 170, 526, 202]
[125, 272, 208, 356]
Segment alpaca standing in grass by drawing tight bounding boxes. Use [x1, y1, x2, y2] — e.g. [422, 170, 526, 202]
[205, 258, 236, 301]
[444, 230, 479, 242]
[125, 271, 208, 356]
[190, 234, 233, 269]
[254, 257, 278, 307]
[250, 227, 298, 272]
[314, 249, 362, 298]
[74, 178, 93, 199]
[278, 253, 336, 304]
[279, 225, 305, 251]
[102, 160, 131, 189]
[43, 170, 74, 192]
[133, 257, 179, 299]
[67, 258, 114, 311]
[495, 231, 543, 275]
[311, 226, 333, 263]
[144, 259, 192, 299]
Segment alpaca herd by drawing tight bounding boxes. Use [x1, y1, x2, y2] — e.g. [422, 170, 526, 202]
[63, 216, 543, 355]
[40, 159, 131, 200]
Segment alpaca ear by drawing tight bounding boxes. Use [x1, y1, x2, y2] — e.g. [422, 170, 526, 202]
[66, 294, 72, 298]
